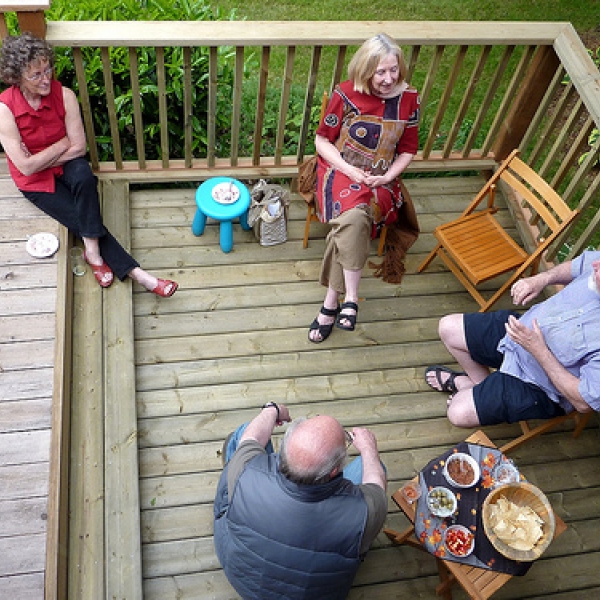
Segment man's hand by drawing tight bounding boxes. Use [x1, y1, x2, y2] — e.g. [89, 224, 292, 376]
[505, 315, 547, 357]
[511, 276, 545, 306]
[275, 404, 292, 426]
[349, 427, 379, 455]
[349, 426, 386, 490]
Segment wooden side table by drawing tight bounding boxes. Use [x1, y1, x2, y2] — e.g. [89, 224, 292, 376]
[384, 430, 566, 600]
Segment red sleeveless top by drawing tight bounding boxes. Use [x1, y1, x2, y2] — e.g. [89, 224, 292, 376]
[0, 80, 66, 192]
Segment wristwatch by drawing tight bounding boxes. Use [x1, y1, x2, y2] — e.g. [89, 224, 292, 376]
[262, 401, 280, 421]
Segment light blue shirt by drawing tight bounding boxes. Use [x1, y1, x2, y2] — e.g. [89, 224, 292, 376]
[498, 251, 600, 413]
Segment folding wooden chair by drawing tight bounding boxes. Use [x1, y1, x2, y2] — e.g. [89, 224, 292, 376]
[418, 149, 579, 312]
[500, 411, 593, 454]
[301, 91, 387, 256]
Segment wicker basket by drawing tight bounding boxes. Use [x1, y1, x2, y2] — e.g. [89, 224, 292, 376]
[482, 482, 555, 561]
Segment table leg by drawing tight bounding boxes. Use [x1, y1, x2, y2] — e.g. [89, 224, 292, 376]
[192, 209, 207, 236]
[219, 220, 234, 253]
[239, 209, 251, 231]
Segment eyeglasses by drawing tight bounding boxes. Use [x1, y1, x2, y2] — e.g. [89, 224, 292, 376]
[344, 429, 354, 448]
[24, 67, 53, 82]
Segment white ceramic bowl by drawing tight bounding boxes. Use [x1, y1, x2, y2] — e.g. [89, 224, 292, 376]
[444, 524, 475, 557]
[443, 452, 481, 488]
[426, 486, 457, 518]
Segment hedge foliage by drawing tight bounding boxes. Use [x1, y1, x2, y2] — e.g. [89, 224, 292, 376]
[4, 0, 314, 161]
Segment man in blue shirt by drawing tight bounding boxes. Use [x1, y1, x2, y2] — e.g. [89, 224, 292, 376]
[425, 250, 600, 427]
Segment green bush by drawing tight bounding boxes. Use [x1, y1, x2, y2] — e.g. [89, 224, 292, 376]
[3, 0, 263, 161]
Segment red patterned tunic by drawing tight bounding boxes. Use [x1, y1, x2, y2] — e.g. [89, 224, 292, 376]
[316, 79, 420, 238]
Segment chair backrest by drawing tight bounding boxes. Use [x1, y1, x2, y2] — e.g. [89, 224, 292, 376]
[499, 152, 575, 237]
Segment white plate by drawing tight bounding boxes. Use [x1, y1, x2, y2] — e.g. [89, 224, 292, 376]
[211, 181, 240, 204]
[26, 232, 59, 258]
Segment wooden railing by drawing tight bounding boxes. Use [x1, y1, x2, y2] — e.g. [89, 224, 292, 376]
[1, 19, 599, 250]
[2, 10, 600, 600]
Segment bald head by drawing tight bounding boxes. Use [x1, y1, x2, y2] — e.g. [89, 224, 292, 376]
[279, 416, 347, 485]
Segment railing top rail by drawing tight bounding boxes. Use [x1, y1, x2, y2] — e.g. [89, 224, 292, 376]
[43, 20, 571, 47]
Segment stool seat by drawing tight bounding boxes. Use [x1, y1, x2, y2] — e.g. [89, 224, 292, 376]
[192, 177, 251, 252]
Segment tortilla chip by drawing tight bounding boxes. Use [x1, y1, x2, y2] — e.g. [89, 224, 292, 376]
[488, 495, 545, 551]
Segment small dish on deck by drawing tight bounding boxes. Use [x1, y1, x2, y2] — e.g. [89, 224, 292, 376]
[26, 232, 59, 258]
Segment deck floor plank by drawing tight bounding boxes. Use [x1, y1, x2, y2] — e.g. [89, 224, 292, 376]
[0, 162, 57, 596]
[4, 163, 598, 598]
[124, 178, 600, 598]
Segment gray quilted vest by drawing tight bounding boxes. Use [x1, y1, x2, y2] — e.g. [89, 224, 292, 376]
[214, 452, 368, 599]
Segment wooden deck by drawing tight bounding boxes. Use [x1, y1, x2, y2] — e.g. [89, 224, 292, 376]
[0, 159, 57, 596]
[2, 164, 600, 598]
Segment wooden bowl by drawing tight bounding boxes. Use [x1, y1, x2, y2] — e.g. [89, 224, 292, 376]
[482, 482, 555, 561]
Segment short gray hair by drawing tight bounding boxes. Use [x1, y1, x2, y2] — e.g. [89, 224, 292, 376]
[279, 417, 347, 485]
[0, 33, 54, 86]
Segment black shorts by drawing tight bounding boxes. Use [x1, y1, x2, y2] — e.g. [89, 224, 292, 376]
[463, 311, 566, 426]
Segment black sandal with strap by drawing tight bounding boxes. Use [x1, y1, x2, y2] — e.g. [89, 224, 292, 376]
[336, 301, 358, 331]
[308, 305, 340, 343]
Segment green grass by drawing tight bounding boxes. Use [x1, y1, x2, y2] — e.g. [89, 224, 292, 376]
[210, 0, 599, 32]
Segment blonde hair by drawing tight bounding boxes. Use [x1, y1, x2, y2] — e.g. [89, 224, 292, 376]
[347, 33, 407, 94]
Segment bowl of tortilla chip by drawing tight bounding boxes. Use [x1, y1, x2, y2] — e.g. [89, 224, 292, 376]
[482, 482, 555, 561]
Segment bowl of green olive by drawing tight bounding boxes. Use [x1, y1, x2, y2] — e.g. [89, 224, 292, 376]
[427, 486, 457, 518]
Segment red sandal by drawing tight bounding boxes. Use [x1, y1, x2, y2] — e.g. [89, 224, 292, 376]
[152, 278, 178, 297]
[84, 251, 114, 288]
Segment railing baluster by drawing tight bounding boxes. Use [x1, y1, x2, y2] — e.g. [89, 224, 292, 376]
[539, 98, 585, 179]
[419, 45, 446, 160]
[482, 45, 536, 157]
[406, 45, 421, 83]
[528, 82, 576, 167]
[465, 45, 515, 157]
[275, 46, 296, 165]
[297, 45, 321, 163]
[422, 45, 468, 158]
[443, 45, 492, 158]
[73, 47, 99, 169]
[253, 46, 270, 166]
[183, 47, 193, 169]
[230, 47, 245, 167]
[331, 45, 347, 92]
[551, 114, 594, 189]
[101, 47, 123, 170]
[155, 47, 169, 169]
[520, 65, 565, 157]
[569, 168, 600, 255]
[207, 46, 218, 167]
[128, 47, 146, 170]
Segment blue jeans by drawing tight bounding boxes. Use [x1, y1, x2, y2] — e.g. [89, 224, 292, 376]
[224, 423, 366, 485]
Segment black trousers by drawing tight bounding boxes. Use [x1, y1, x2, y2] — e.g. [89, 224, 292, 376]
[21, 158, 139, 280]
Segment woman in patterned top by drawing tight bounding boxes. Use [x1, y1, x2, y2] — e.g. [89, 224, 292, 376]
[309, 33, 420, 342]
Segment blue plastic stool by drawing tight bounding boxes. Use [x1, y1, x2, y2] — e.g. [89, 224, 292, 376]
[192, 177, 251, 253]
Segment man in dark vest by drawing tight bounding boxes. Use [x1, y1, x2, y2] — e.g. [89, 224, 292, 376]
[213, 402, 387, 599]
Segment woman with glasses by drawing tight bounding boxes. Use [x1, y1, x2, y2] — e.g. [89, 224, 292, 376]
[0, 33, 178, 296]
